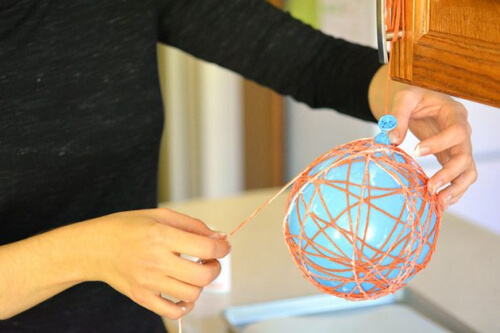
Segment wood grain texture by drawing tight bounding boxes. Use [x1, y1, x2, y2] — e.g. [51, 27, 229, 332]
[392, 0, 500, 107]
[429, 0, 500, 44]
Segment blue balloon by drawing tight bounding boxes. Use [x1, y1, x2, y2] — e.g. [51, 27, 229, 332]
[284, 116, 441, 300]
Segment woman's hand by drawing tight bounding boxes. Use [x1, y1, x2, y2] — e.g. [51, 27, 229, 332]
[369, 65, 477, 210]
[83, 208, 230, 320]
[389, 86, 477, 210]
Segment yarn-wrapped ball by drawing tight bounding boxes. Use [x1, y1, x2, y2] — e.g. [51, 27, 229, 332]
[283, 116, 441, 300]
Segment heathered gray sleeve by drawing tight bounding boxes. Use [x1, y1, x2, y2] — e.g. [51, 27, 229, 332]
[156, 0, 381, 122]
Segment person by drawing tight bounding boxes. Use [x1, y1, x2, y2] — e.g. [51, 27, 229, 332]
[0, 0, 477, 331]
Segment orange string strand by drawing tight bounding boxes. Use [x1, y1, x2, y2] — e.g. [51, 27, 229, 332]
[228, 173, 304, 237]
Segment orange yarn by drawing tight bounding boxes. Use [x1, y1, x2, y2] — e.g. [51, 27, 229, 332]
[283, 139, 441, 300]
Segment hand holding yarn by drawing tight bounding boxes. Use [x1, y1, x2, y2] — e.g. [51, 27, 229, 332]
[388, 86, 477, 210]
[84, 209, 230, 320]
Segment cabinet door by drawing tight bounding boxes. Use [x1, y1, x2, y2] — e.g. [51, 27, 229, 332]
[392, 0, 500, 107]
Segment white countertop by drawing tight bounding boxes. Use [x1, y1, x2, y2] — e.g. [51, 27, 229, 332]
[160, 188, 500, 333]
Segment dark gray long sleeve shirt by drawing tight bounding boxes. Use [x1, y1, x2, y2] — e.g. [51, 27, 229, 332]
[0, 0, 381, 331]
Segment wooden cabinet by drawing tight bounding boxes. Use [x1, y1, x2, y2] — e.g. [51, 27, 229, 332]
[392, 0, 500, 107]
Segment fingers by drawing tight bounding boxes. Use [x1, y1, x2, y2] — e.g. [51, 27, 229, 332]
[165, 256, 222, 287]
[391, 89, 475, 208]
[414, 123, 470, 157]
[102, 209, 229, 320]
[150, 275, 203, 303]
[418, 99, 474, 207]
[388, 88, 423, 145]
[427, 153, 473, 193]
[164, 226, 231, 260]
[436, 167, 478, 210]
[140, 208, 230, 259]
[133, 291, 193, 320]
[145, 208, 219, 238]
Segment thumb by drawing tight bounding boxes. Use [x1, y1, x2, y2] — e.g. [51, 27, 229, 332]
[389, 88, 422, 145]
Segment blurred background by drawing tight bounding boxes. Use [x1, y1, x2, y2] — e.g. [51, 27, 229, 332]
[156, 0, 499, 235]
